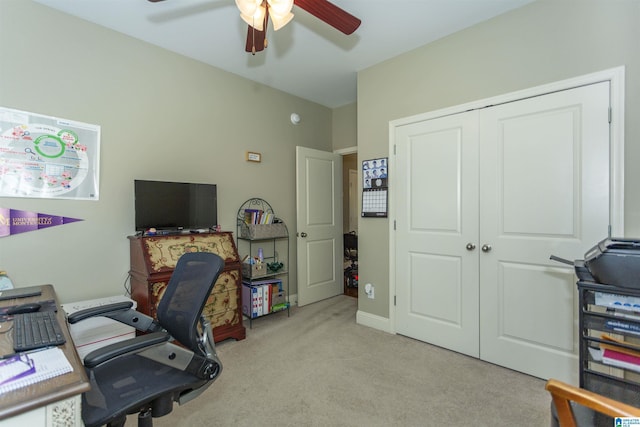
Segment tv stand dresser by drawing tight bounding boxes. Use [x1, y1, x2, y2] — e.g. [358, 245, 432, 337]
[128, 232, 246, 342]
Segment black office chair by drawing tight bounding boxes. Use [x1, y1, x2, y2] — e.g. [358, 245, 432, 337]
[67, 252, 224, 427]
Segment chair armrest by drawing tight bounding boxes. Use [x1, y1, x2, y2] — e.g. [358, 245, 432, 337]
[67, 302, 163, 334]
[67, 301, 133, 323]
[83, 332, 171, 368]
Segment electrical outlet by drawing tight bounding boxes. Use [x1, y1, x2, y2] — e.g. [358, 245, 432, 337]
[365, 283, 374, 299]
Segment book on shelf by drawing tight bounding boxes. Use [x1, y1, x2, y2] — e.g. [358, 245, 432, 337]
[242, 280, 284, 318]
[244, 209, 261, 225]
[243, 209, 275, 225]
[257, 287, 264, 316]
[243, 283, 270, 318]
[263, 283, 271, 314]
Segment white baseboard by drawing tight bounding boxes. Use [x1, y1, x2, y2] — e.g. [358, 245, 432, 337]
[356, 310, 394, 334]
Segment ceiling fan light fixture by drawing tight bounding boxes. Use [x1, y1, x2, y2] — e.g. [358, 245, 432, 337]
[267, 0, 294, 30]
[267, 0, 294, 16]
[235, 0, 262, 16]
[271, 12, 294, 31]
[240, 10, 265, 31]
[237, 0, 266, 30]
[237, 0, 360, 55]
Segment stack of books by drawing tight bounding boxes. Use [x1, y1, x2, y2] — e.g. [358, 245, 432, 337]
[244, 209, 274, 225]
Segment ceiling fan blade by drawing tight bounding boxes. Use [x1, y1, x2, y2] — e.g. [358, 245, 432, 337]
[245, 25, 267, 54]
[147, 0, 166, 2]
[294, 0, 361, 35]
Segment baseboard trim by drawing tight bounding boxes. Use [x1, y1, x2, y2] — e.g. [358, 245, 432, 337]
[356, 310, 393, 334]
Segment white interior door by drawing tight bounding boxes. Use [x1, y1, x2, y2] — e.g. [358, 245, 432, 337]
[296, 146, 343, 306]
[394, 111, 480, 357]
[478, 82, 610, 383]
[394, 81, 611, 382]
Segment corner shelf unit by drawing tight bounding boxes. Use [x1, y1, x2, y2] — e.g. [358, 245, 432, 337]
[236, 198, 290, 328]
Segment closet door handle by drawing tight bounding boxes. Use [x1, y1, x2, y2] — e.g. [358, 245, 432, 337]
[466, 243, 476, 251]
[300, 232, 308, 238]
[481, 244, 492, 252]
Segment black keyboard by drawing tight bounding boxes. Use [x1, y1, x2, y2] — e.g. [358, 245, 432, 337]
[12, 311, 66, 352]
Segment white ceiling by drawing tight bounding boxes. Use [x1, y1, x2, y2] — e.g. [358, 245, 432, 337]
[33, 0, 532, 108]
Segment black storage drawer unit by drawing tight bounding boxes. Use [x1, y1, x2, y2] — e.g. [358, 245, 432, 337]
[583, 370, 640, 407]
[578, 280, 640, 408]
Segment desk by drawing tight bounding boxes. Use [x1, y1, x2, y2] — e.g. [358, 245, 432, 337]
[0, 285, 90, 426]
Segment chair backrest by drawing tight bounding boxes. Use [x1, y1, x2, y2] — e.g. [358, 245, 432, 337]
[156, 252, 225, 352]
[546, 379, 640, 427]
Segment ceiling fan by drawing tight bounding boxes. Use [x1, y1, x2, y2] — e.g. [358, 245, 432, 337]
[147, 0, 361, 55]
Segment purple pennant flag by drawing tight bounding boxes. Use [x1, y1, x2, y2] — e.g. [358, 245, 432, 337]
[0, 208, 82, 237]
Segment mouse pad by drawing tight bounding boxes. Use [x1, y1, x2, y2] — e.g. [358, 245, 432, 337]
[0, 299, 57, 322]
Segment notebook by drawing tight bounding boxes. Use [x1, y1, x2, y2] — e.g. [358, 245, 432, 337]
[0, 347, 72, 394]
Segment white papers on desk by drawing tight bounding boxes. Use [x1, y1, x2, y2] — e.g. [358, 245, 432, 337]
[62, 295, 136, 359]
[0, 347, 72, 394]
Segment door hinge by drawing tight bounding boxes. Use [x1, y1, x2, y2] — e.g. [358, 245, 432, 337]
[394, 295, 396, 306]
[394, 220, 396, 230]
[394, 144, 396, 155]
[608, 107, 612, 124]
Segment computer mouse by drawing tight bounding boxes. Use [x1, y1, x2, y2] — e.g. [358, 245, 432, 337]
[7, 302, 41, 315]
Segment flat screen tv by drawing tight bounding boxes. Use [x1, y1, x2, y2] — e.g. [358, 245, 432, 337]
[134, 180, 217, 232]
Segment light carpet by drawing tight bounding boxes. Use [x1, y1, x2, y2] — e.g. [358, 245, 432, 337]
[131, 295, 551, 427]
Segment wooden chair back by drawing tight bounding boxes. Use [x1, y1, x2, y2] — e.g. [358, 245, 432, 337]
[546, 379, 640, 427]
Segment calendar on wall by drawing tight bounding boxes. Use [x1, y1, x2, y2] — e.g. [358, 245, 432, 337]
[362, 157, 388, 217]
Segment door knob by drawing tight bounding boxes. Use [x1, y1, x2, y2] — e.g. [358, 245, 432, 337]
[466, 243, 476, 251]
[481, 244, 492, 252]
[300, 232, 308, 238]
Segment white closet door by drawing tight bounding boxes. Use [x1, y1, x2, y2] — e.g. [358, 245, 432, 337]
[393, 81, 611, 383]
[478, 81, 610, 383]
[394, 111, 480, 357]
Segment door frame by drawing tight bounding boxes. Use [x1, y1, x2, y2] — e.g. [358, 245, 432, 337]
[348, 169, 358, 232]
[335, 146, 358, 234]
[388, 66, 625, 334]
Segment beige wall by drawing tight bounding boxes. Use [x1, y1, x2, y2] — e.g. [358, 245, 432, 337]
[332, 103, 357, 151]
[357, 0, 640, 318]
[333, 103, 358, 241]
[0, 0, 332, 303]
